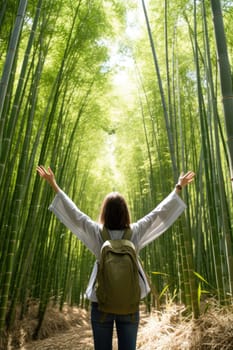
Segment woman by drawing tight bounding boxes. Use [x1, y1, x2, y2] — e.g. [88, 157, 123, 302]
[36, 165, 195, 350]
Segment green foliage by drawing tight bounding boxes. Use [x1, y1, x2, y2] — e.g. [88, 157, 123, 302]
[0, 0, 233, 339]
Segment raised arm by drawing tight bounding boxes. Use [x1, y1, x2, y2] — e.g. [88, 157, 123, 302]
[37, 165, 101, 257]
[36, 165, 60, 193]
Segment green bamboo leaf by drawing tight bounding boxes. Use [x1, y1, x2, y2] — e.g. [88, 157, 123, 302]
[151, 271, 169, 277]
[193, 271, 210, 286]
[159, 284, 170, 300]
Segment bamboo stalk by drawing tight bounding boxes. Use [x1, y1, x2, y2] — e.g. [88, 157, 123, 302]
[0, 0, 28, 161]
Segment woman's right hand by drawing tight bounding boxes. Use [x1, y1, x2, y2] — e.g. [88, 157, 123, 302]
[175, 171, 195, 193]
[36, 165, 60, 193]
[178, 171, 195, 187]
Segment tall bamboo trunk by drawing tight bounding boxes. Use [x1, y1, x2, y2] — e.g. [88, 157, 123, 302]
[210, 0, 233, 178]
[141, 0, 178, 179]
[210, 0, 233, 298]
[0, 0, 28, 162]
[0, 0, 28, 336]
[0, 0, 42, 189]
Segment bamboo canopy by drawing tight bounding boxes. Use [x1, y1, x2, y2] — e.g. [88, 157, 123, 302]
[0, 0, 233, 345]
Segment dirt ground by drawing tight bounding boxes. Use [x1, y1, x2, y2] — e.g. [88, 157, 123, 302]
[22, 316, 148, 350]
[6, 302, 233, 350]
[11, 307, 149, 350]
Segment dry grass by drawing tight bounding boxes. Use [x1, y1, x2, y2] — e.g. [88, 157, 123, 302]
[138, 302, 233, 349]
[4, 301, 233, 349]
[6, 303, 91, 350]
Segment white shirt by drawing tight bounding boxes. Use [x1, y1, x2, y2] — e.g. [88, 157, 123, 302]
[49, 189, 186, 301]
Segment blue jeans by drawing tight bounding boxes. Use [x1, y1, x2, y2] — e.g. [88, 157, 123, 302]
[91, 302, 139, 350]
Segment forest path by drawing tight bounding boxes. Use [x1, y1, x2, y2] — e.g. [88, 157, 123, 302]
[9, 304, 233, 350]
[23, 309, 149, 350]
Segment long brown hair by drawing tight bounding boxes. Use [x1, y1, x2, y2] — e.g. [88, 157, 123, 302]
[99, 192, 130, 230]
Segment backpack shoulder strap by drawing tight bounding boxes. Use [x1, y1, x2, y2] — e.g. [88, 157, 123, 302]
[122, 227, 132, 240]
[100, 226, 111, 242]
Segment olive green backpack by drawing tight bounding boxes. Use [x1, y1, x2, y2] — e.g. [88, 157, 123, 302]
[96, 226, 141, 315]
